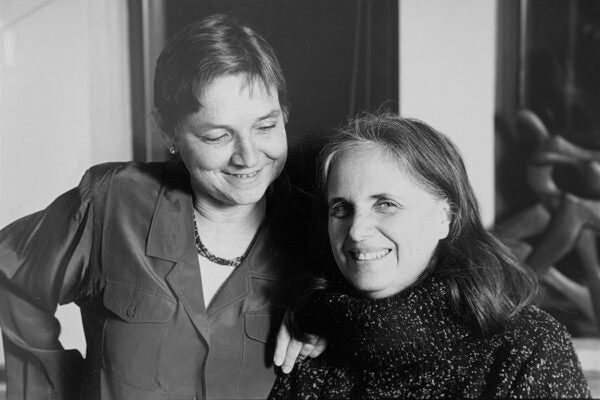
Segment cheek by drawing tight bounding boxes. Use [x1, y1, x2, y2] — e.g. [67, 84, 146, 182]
[387, 219, 429, 254]
[262, 130, 288, 161]
[418, 213, 446, 243]
[180, 143, 227, 172]
[328, 219, 344, 245]
[403, 221, 442, 263]
[328, 221, 348, 258]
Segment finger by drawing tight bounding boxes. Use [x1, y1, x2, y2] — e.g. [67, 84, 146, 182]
[308, 337, 327, 358]
[273, 324, 291, 367]
[297, 343, 315, 361]
[282, 338, 303, 374]
[297, 334, 319, 360]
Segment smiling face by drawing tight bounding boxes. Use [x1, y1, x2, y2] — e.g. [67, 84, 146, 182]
[173, 74, 287, 209]
[327, 146, 450, 299]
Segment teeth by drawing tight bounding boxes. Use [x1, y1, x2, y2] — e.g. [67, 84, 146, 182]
[351, 249, 391, 261]
[230, 171, 258, 179]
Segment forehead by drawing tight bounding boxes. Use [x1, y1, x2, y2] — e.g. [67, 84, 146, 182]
[182, 74, 281, 126]
[200, 74, 278, 106]
[327, 146, 427, 198]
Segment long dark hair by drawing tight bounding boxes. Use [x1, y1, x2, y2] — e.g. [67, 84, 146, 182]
[294, 112, 539, 336]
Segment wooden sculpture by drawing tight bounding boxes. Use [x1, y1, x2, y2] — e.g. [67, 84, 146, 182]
[495, 110, 600, 326]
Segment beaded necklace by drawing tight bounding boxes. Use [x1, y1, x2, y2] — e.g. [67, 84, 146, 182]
[192, 212, 263, 267]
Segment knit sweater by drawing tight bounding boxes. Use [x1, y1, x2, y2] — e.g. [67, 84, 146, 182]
[269, 278, 590, 399]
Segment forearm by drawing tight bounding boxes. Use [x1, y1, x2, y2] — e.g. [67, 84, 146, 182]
[0, 284, 83, 400]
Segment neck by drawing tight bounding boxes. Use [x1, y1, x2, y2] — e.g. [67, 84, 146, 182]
[193, 197, 266, 226]
[192, 197, 267, 258]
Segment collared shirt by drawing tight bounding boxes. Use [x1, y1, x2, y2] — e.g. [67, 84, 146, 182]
[0, 161, 325, 400]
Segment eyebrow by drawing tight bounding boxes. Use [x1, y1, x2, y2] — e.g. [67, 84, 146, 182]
[327, 193, 403, 206]
[327, 197, 347, 207]
[199, 109, 282, 131]
[257, 109, 282, 121]
[371, 193, 401, 201]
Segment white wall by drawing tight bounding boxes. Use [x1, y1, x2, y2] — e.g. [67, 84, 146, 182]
[0, 0, 132, 226]
[399, 0, 496, 226]
[0, 0, 132, 361]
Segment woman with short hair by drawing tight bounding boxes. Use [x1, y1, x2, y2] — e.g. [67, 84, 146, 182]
[0, 14, 323, 400]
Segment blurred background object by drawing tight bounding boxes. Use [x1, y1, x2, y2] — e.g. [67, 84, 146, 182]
[496, 0, 600, 339]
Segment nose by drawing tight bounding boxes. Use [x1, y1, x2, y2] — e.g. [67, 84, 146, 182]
[348, 212, 375, 241]
[231, 135, 259, 168]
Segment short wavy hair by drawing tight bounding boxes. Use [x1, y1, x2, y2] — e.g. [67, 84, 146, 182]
[319, 111, 539, 335]
[153, 14, 289, 135]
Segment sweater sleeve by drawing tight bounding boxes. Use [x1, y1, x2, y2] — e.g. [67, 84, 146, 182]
[508, 309, 591, 399]
[0, 169, 96, 400]
[268, 370, 292, 400]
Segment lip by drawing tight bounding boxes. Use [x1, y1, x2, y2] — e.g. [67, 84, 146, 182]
[223, 168, 263, 180]
[347, 248, 392, 261]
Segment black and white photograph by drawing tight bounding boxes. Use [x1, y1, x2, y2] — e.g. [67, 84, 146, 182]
[0, 0, 599, 398]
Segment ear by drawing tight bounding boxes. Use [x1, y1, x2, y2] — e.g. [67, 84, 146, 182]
[435, 201, 451, 240]
[282, 108, 289, 125]
[151, 109, 176, 147]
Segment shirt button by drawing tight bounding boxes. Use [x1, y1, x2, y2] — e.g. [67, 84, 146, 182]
[125, 307, 135, 318]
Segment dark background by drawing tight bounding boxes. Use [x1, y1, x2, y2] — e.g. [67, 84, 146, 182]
[161, 0, 398, 193]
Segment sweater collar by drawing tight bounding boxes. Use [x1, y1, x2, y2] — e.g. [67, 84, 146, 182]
[317, 278, 470, 367]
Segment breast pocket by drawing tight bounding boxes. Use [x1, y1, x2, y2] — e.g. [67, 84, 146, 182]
[235, 311, 279, 398]
[102, 279, 176, 390]
[236, 275, 285, 398]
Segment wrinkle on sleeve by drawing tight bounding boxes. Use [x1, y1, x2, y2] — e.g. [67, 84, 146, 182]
[0, 168, 97, 399]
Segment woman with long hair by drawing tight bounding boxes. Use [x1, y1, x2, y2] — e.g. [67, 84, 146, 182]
[270, 112, 590, 399]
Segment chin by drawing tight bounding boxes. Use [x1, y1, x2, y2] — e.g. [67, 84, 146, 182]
[349, 276, 386, 294]
[350, 274, 407, 298]
[355, 285, 387, 299]
[231, 191, 269, 206]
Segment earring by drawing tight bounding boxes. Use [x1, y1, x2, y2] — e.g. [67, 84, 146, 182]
[168, 146, 176, 155]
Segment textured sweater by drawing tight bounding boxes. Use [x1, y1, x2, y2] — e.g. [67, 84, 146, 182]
[269, 279, 590, 399]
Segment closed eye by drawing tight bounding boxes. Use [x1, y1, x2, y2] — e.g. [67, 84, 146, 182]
[203, 135, 226, 143]
[257, 123, 277, 132]
[202, 131, 231, 143]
